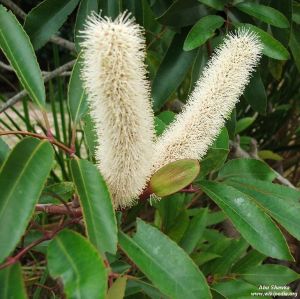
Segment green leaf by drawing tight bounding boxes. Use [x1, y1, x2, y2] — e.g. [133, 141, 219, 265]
[150, 159, 200, 197]
[70, 159, 117, 255]
[179, 208, 208, 254]
[154, 117, 167, 136]
[157, 111, 176, 125]
[0, 138, 53, 263]
[236, 24, 290, 60]
[289, 24, 300, 73]
[199, 181, 292, 260]
[293, 3, 300, 24]
[212, 279, 269, 299]
[235, 2, 289, 28]
[218, 158, 276, 181]
[0, 5, 45, 109]
[0, 263, 28, 299]
[0, 138, 9, 166]
[225, 178, 300, 241]
[184, 15, 224, 51]
[203, 239, 248, 275]
[68, 55, 88, 123]
[24, 0, 80, 50]
[238, 264, 300, 286]
[244, 71, 267, 114]
[191, 251, 221, 266]
[119, 219, 211, 299]
[232, 249, 265, 273]
[235, 116, 256, 134]
[258, 150, 283, 161]
[152, 32, 198, 111]
[74, 0, 98, 51]
[198, 0, 226, 11]
[107, 276, 127, 299]
[47, 229, 107, 299]
[167, 210, 189, 243]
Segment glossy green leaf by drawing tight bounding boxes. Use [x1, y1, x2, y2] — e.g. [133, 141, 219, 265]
[0, 5, 45, 109]
[244, 71, 267, 114]
[167, 210, 189, 243]
[212, 279, 270, 299]
[236, 2, 289, 28]
[225, 178, 300, 240]
[198, 0, 226, 11]
[199, 181, 292, 260]
[236, 24, 290, 60]
[24, 0, 80, 50]
[0, 263, 28, 299]
[232, 249, 265, 273]
[119, 219, 211, 299]
[180, 208, 208, 254]
[0, 138, 54, 263]
[150, 159, 200, 197]
[157, 111, 176, 125]
[70, 159, 117, 255]
[235, 116, 256, 134]
[68, 55, 88, 123]
[0, 138, 9, 166]
[106, 276, 127, 299]
[48, 229, 107, 299]
[74, 0, 98, 51]
[184, 15, 224, 51]
[152, 32, 197, 111]
[203, 239, 248, 275]
[191, 251, 221, 266]
[218, 158, 276, 181]
[238, 264, 300, 286]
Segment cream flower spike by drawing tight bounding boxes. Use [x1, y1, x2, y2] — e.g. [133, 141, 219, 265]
[80, 12, 155, 209]
[152, 29, 262, 172]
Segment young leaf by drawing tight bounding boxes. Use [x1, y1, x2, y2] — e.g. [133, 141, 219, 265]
[236, 2, 289, 28]
[68, 54, 88, 123]
[184, 15, 224, 51]
[199, 181, 293, 260]
[119, 219, 212, 299]
[24, 0, 80, 50]
[0, 5, 45, 110]
[70, 159, 117, 255]
[225, 178, 300, 240]
[235, 116, 256, 134]
[217, 158, 276, 182]
[235, 24, 290, 60]
[150, 159, 200, 197]
[0, 263, 28, 299]
[0, 138, 54, 263]
[106, 276, 127, 299]
[47, 229, 107, 299]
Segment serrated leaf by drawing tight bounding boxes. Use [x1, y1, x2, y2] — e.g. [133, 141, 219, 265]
[119, 219, 211, 299]
[199, 181, 293, 260]
[0, 138, 53, 263]
[47, 229, 107, 299]
[70, 159, 117, 255]
[236, 2, 289, 28]
[24, 0, 80, 50]
[0, 5, 45, 109]
[184, 15, 224, 51]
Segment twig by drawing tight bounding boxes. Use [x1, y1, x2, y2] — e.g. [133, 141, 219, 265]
[0, 61, 14, 72]
[230, 140, 296, 189]
[0, 0, 76, 51]
[0, 218, 81, 270]
[35, 204, 82, 217]
[0, 130, 75, 156]
[0, 60, 75, 113]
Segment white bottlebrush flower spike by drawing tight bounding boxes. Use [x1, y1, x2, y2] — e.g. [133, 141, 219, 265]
[152, 30, 262, 172]
[81, 13, 155, 208]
